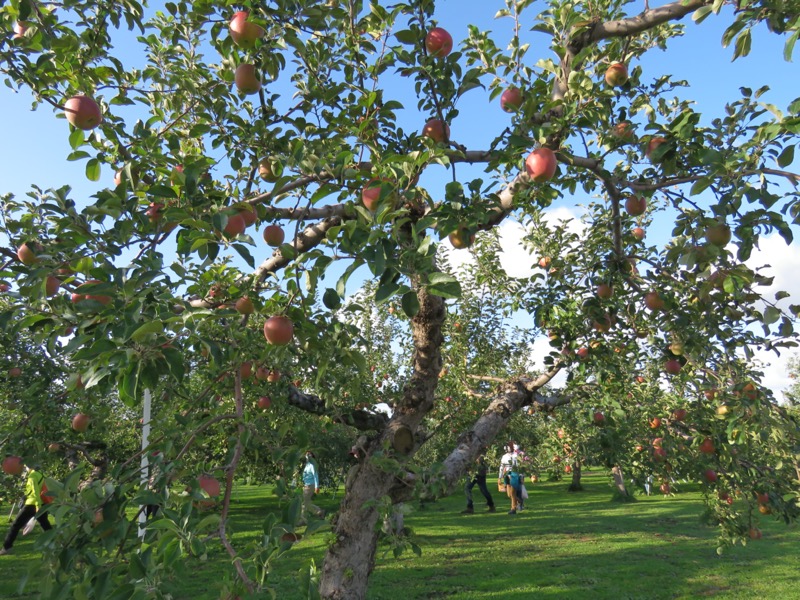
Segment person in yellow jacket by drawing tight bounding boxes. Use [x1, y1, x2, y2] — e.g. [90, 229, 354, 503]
[0, 466, 52, 555]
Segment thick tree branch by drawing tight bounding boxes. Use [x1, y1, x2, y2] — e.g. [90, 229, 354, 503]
[287, 386, 389, 430]
[591, 1, 708, 41]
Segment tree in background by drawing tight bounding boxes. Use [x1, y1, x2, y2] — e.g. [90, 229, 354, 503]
[1, 0, 800, 597]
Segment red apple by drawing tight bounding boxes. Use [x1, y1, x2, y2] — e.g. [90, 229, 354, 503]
[653, 447, 667, 462]
[646, 136, 667, 160]
[611, 121, 634, 141]
[500, 87, 523, 112]
[749, 527, 762, 540]
[593, 315, 613, 333]
[448, 227, 475, 249]
[145, 202, 163, 222]
[262, 224, 285, 247]
[538, 256, 552, 269]
[8, 366, 23, 379]
[2, 456, 23, 476]
[703, 469, 718, 483]
[239, 205, 257, 227]
[564, 465, 572, 474]
[240, 361, 253, 379]
[650, 417, 662, 429]
[267, 370, 280, 383]
[652, 437, 664, 448]
[47, 443, 61, 453]
[422, 118, 449, 143]
[593, 411, 605, 425]
[672, 408, 687, 421]
[257, 396, 272, 410]
[45, 276, 61, 297]
[256, 367, 270, 381]
[596, 283, 613, 300]
[17, 242, 39, 265]
[604, 62, 629, 87]
[229, 11, 265, 48]
[198, 474, 221, 497]
[525, 148, 558, 182]
[235, 297, 255, 315]
[425, 27, 453, 57]
[557, 429, 565, 439]
[644, 291, 664, 311]
[632, 227, 646, 241]
[698, 437, 715, 454]
[72, 413, 90, 433]
[624, 195, 647, 216]
[223, 213, 246, 237]
[234, 63, 262, 95]
[576, 347, 589, 359]
[660, 482, 671, 495]
[263, 315, 294, 345]
[665, 359, 682, 375]
[71, 280, 112, 306]
[64, 95, 102, 130]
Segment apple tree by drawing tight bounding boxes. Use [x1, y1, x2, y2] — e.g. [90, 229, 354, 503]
[2, 0, 800, 597]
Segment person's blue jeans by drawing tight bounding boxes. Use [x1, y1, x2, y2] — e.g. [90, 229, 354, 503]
[465, 477, 494, 509]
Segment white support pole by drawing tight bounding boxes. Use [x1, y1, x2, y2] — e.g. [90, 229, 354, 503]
[138, 388, 152, 538]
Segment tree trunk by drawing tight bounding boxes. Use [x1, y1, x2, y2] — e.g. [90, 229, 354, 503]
[610, 465, 629, 497]
[319, 285, 445, 600]
[567, 461, 582, 491]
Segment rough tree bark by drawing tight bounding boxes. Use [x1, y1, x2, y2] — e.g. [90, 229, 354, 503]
[610, 465, 629, 498]
[318, 283, 444, 600]
[567, 462, 583, 492]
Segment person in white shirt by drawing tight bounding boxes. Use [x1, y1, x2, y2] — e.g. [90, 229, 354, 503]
[498, 444, 520, 514]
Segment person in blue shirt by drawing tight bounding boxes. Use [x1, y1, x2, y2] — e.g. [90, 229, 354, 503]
[301, 451, 324, 523]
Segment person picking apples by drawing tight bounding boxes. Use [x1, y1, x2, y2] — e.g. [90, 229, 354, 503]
[1, 464, 53, 555]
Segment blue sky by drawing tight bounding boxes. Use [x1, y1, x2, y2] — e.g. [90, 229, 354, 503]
[2, 2, 798, 393]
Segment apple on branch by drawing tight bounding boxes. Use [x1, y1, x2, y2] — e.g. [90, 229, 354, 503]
[500, 87, 523, 112]
[624, 195, 647, 216]
[422, 118, 449, 144]
[425, 27, 453, 57]
[604, 62, 629, 87]
[525, 148, 557, 182]
[64, 95, 103, 130]
[263, 315, 294, 345]
[262, 224, 285, 247]
[235, 64, 262, 95]
[448, 227, 475, 249]
[72, 413, 91, 433]
[229, 11, 265, 48]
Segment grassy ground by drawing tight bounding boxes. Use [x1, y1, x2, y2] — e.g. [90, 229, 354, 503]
[1, 471, 798, 599]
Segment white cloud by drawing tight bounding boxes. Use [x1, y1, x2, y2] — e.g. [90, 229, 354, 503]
[744, 233, 800, 399]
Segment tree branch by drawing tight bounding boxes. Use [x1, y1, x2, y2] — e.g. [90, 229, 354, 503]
[591, 1, 708, 42]
[287, 386, 389, 430]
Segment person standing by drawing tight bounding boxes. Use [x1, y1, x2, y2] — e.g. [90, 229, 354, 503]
[1, 466, 52, 555]
[462, 454, 495, 514]
[498, 443, 519, 514]
[300, 451, 324, 523]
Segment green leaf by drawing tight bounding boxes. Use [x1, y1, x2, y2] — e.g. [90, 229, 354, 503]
[733, 29, 752, 60]
[85, 159, 101, 182]
[69, 128, 85, 149]
[401, 291, 420, 317]
[777, 145, 795, 168]
[692, 5, 713, 23]
[375, 278, 401, 304]
[129, 320, 164, 341]
[764, 306, 781, 325]
[394, 30, 417, 45]
[785, 29, 799, 62]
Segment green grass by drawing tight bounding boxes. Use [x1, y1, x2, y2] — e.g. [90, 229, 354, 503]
[1, 471, 798, 599]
